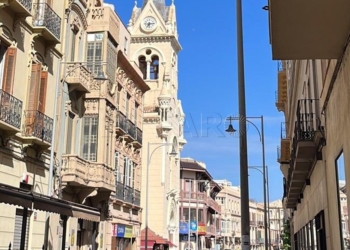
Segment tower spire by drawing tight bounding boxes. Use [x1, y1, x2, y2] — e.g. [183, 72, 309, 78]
[143, 0, 166, 18]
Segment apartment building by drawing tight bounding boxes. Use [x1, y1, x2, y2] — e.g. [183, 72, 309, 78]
[55, 1, 150, 249]
[0, 0, 66, 249]
[128, 0, 187, 248]
[269, 1, 350, 247]
[215, 180, 241, 250]
[0, 0, 151, 249]
[179, 158, 221, 250]
[249, 202, 265, 250]
[268, 200, 284, 249]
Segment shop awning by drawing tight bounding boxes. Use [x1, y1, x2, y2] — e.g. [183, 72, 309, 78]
[71, 204, 100, 222]
[33, 193, 72, 216]
[140, 240, 156, 249]
[0, 183, 33, 208]
[0, 183, 100, 221]
[166, 241, 177, 247]
[141, 227, 169, 245]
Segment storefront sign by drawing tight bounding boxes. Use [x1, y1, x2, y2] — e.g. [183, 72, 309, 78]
[179, 222, 188, 234]
[117, 224, 126, 237]
[112, 224, 117, 236]
[197, 223, 206, 235]
[124, 225, 133, 238]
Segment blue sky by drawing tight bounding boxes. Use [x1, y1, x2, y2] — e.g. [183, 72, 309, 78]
[112, 0, 284, 202]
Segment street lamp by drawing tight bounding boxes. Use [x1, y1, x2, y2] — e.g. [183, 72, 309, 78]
[249, 166, 271, 248]
[145, 142, 177, 250]
[226, 115, 269, 250]
[235, 0, 250, 246]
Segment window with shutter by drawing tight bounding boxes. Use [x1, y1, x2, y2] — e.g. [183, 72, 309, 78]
[87, 33, 103, 76]
[81, 116, 98, 161]
[28, 63, 41, 111]
[65, 112, 74, 154]
[13, 209, 31, 250]
[38, 71, 48, 113]
[2, 47, 17, 94]
[115, 152, 121, 182]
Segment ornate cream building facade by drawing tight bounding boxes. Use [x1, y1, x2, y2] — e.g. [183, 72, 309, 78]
[127, 0, 187, 248]
[0, 0, 65, 249]
[0, 0, 151, 249]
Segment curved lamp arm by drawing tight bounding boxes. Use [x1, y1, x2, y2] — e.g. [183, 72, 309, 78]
[245, 119, 262, 142]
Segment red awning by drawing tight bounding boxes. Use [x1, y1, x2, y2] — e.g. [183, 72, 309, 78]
[140, 240, 156, 249]
[141, 227, 169, 245]
[166, 241, 177, 247]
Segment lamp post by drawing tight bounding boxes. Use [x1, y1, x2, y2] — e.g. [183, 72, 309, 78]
[248, 166, 271, 248]
[235, 0, 250, 246]
[145, 142, 177, 250]
[226, 115, 267, 250]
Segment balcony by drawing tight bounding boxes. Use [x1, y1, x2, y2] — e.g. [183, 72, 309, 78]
[285, 99, 325, 208]
[206, 225, 216, 235]
[278, 122, 290, 164]
[22, 110, 53, 146]
[32, 3, 61, 43]
[257, 221, 264, 227]
[268, 0, 350, 59]
[0, 90, 22, 132]
[61, 155, 115, 192]
[133, 127, 142, 148]
[208, 197, 221, 212]
[90, 6, 120, 44]
[250, 220, 257, 226]
[180, 191, 208, 203]
[126, 119, 135, 142]
[275, 61, 287, 112]
[0, 0, 32, 16]
[65, 63, 93, 93]
[115, 181, 141, 206]
[116, 111, 128, 135]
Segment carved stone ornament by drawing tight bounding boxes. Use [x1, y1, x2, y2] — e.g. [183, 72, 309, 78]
[90, 80, 101, 90]
[84, 99, 99, 114]
[70, 16, 81, 31]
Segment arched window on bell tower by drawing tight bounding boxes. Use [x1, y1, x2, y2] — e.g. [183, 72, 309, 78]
[150, 55, 159, 80]
[138, 56, 147, 79]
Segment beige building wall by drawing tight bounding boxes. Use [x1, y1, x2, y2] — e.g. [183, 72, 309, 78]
[276, 46, 350, 249]
[0, 0, 64, 248]
[128, 0, 186, 246]
[215, 180, 283, 250]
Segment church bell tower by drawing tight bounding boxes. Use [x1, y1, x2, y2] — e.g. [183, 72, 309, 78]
[128, 0, 187, 247]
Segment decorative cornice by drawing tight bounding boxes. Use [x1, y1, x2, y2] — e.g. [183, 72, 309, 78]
[143, 117, 160, 124]
[131, 35, 182, 52]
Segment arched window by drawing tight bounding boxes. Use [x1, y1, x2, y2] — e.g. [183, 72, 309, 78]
[138, 56, 146, 79]
[150, 55, 159, 79]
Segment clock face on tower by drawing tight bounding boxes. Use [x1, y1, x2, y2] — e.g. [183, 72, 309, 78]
[142, 16, 157, 31]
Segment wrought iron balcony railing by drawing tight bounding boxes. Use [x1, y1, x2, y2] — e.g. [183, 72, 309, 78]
[23, 110, 53, 143]
[135, 127, 142, 144]
[115, 181, 124, 201]
[126, 120, 135, 139]
[19, 0, 32, 12]
[116, 111, 127, 132]
[294, 99, 323, 142]
[115, 181, 140, 206]
[0, 90, 22, 129]
[134, 189, 140, 206]
[32, 3, 61, 40]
